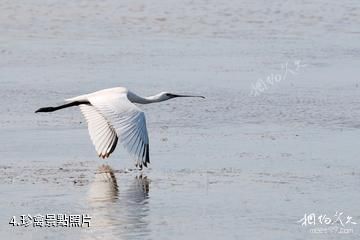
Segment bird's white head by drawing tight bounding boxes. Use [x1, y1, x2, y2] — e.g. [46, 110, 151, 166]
[156, 92, 206, 101]
[128, 90, 205, 104]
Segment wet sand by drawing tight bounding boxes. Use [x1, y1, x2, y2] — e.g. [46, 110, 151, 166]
[1, 0, 360, 239]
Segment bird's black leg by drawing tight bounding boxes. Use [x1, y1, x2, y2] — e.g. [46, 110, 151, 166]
[35, 101, 90, 113]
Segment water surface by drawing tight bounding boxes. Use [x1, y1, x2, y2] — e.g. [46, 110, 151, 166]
[0, 0, 360, 239]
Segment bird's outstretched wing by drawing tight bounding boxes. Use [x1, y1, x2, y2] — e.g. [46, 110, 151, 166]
[80, 93, 150, 169]
[80, 105, 118, 158]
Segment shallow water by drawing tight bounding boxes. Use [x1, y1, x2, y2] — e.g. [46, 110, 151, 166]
[1, 0, 360, 239]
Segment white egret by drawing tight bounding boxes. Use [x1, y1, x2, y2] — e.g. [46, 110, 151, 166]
[35, 87, 205, 169]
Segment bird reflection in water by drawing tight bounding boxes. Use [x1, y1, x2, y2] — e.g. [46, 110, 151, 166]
[86, 165, 151, 239]
[88, 165, 119, 202]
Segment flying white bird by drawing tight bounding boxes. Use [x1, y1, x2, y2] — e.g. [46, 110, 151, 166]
[35, 87, 204, 169]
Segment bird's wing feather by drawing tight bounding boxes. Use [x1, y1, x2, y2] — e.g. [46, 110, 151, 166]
[84, 92, 150, 168]
[80, 104, 118, 158]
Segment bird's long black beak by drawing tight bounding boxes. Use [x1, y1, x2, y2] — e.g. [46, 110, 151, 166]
[172, 94, 205, 99]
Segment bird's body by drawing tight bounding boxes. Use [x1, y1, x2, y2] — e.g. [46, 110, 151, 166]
[36, 87, 204, 169]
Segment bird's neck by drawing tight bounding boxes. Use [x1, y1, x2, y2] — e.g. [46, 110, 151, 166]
[127, 92, 164, 104]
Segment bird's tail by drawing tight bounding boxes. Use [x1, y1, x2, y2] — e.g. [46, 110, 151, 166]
[35, 100, 90, 113]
